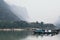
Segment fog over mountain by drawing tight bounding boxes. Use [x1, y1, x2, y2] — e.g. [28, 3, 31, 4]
[0, 0, 28, 21]
[55, 17, 60, 28]
[10, 5, 28, 21]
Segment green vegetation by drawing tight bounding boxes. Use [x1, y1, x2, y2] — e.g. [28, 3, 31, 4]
[0, 20, 56, 29]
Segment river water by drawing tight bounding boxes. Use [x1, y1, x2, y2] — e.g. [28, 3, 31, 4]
[0, 31, 60, 40]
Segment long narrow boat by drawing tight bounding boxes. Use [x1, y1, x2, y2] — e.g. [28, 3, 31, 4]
[33, 29, 60, 34]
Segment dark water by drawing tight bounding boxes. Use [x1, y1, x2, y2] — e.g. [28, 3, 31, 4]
[0, 31, 60, 40]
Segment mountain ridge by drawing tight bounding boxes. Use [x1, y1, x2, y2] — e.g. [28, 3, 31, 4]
[0, 0, 20, 21]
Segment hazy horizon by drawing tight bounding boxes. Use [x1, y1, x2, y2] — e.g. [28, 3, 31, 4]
[4, 0, 60, 24]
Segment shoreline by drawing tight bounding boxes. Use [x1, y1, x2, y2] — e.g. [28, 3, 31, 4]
[0, 28, 24, 31]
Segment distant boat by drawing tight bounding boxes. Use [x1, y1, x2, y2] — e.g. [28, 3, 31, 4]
[33, 29, 59, 34]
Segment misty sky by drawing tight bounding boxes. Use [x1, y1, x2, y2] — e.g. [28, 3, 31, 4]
[4, 0, 60, 23]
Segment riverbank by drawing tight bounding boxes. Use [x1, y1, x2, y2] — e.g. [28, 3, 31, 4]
[0, 28, 24, 31]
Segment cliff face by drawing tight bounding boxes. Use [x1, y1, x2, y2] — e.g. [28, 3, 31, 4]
[0, 0, 20, 21]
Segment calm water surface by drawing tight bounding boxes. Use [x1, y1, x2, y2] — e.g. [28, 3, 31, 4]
[0, 31, 60, 40]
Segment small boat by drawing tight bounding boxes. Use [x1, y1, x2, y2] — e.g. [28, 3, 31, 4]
[34, 29, 45, 34]
[33, 29, 59, 34]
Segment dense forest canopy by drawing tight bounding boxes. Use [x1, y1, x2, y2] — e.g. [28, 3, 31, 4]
[0, 20, 56, 30]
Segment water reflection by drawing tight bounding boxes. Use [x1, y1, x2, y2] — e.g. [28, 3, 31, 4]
[24, 34, 60, 40]
[0, 31, 31, 40]
[33, 33, 59, 37]
[0, 31, 60, 40]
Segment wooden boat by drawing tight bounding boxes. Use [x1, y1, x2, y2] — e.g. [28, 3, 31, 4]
[33, 29, 60, 34]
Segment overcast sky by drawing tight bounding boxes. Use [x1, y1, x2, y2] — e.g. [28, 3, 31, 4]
[4, 0, 60, 23]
